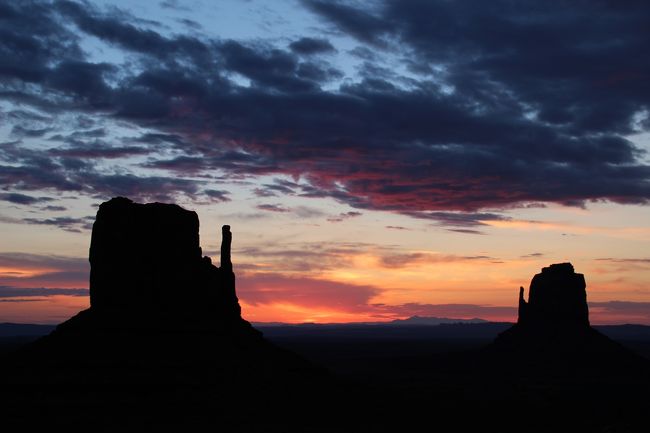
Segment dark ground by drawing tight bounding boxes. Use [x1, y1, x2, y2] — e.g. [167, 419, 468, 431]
[1, 322, 649, 432]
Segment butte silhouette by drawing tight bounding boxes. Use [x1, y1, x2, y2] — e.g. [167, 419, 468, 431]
[1, 197, 327, 430]
[487, 262, 645, 375]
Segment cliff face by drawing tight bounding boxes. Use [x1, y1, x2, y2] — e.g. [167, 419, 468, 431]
[88, 197, 240, 319]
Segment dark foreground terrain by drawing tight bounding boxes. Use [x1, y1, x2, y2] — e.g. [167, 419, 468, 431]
[257, 322, 650, 383]
[2, 322, 649, 432]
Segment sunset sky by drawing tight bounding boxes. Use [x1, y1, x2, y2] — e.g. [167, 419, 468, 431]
[1, 0, 650, 325]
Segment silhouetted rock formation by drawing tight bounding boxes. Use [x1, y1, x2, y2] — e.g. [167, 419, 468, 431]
[492, 263, 633, 360]
[518, 263, 588, 327]
[1, 197, 327, 431]
[89, 197, 240, 319]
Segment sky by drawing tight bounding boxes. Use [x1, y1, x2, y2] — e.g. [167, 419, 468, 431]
[1, 0, 650, 325]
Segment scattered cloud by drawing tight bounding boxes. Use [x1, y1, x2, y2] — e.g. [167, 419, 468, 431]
[256, 203, 291, 213]
[0, 193, 52, 205]
[22, 216, 94, 233]
[289, 37, 336, 55]
[446, 229, 485, 235]
[203, 189, 231, 202]
[238, 272, 379, 311]
[327, 211, 362, 222]
[589, 301, 650, 324]
[379, 253, 494, 268]
[596, 258, 650, 264]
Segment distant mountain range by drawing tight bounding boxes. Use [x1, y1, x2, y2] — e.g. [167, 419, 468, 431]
[252, 316, 488, 327]
[0, 323, 55, 337]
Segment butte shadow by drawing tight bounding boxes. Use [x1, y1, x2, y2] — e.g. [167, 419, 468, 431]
[0, 197, 343, 431]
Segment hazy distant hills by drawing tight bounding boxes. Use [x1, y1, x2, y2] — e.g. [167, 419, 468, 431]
[2, 318, 649, 359]
[0, 323, 56, 337]
[6, 316, 647, 358]
[2, 318, 650, 342]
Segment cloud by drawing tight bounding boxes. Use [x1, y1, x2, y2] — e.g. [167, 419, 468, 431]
[256, 203, 290, 213]
[289, 37, 336, 55]
[406, 211, 510, 227]
[521, 253, 545, 258]
[0, 252, 88, 288]
[238, 272, 379, 311]
[22, 216, 94, 232]
[446, 229, 485, 235]
[0, 0, 649, 219]
[589, 301, 650, 325]
[596, 258, 650, 264]
[0, 193, 52, 205]
[203, 189, 231, 202]
[0, 285, 88, 298]
[378, 252, 494, 268]
[302, 0, 389, 45]
[41, 205, 67, 211]
[327, 211, 362, 222]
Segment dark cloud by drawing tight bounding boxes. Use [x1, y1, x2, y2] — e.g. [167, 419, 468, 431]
[220, 40, 333, 92]
[10, 125, 51, 138]
[254, 203, 288, 213]
[41, 205, 67, 211]
[0, 193, 52, 205]
[446, 229, 485, 235]
[203, 189, 231, 202]
[406, 211, 510, 227]
[327, 211, 362, 222]
[0, 0, 649, 219]
[0, 285, 88, 298]
[23, 215, 94, 232]
[254, 178, 300, 197]
[302, 0, 389, 45]
[55, 0, 210, 63]
[289, 37, 336, 55]
[48, 141, 151, 159]
[0, 140, 202, 202]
